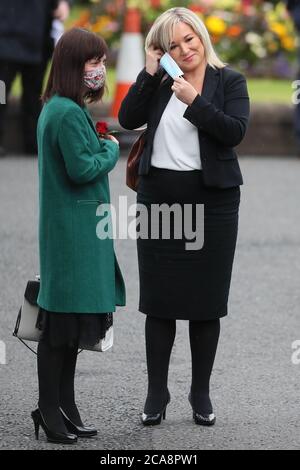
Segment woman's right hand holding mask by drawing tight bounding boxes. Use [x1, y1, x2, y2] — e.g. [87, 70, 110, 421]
[145, 45, 164, 76]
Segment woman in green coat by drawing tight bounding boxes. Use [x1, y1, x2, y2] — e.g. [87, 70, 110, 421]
[31, 28, 126, 445]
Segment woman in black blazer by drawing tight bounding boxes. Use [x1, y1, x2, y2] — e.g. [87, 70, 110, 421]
[119, 7, 250, 426]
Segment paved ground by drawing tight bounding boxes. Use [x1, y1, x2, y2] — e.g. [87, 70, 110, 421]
[0, 153, 299, 450]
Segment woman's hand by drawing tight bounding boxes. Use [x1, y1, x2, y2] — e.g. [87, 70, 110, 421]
[171, 77, 198, 106]
[105, 134, 119, 146]
[145, 45, 164, 76]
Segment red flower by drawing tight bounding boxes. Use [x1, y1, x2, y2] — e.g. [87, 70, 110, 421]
[96, 121, 109, 136]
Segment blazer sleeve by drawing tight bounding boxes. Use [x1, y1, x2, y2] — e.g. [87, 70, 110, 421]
[58, 108, 119, 185]
[118, 68, 162, 130]
[183, 70, 250, 147]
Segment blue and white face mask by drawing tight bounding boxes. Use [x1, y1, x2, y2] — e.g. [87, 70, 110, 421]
[84, 65, 106, 91]
[159, 53, 184, 79]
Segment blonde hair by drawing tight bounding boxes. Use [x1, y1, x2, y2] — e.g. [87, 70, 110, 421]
[145, 7, 226, 70]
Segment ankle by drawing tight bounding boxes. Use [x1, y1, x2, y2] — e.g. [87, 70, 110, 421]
[144, 389, 170, 414]
[60, 402, 83, 427]
[38, 403, 68, 434]
[189, 391, 213, 414]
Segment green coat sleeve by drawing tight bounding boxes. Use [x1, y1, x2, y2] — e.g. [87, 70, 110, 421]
[58, 108, 119, 184]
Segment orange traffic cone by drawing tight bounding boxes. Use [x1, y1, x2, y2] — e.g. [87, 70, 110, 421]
[110, 7, 145, 118]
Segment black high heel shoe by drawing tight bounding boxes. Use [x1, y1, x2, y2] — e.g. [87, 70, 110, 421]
[141, 391, 171, 426]
[31, 408, 78, 444]
[188, 392, 216, 426]
[60, 408, 97, 438]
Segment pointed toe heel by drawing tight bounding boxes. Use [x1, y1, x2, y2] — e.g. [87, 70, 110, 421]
[60, 408, 97, 438]
[141, 410, 165, 426]
[188, 393, 216, 426]
[141, 392, 170, 426]
[31, 408, 78, 444]
[192, 411, 216, 426]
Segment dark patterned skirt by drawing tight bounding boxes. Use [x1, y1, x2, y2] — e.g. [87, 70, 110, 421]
[36, 308, 113, 349]
[137, 167, 240, 321]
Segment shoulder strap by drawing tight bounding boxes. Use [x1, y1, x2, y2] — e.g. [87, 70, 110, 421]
[16, 338, 37, 355]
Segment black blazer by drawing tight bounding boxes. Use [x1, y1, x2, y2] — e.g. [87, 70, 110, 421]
[119, 64, 250, 188]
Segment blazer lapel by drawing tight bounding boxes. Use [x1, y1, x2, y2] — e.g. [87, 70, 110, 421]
[153, 65, 220, 128]
[201, 65, 220, 102]
[149, 65, 220, 143]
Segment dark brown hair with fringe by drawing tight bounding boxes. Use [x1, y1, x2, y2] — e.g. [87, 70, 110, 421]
[42, 28, 108, 106]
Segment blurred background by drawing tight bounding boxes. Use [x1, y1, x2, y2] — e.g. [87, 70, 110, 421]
[13, 1, 299, 95]
[3, 0, 300, 155]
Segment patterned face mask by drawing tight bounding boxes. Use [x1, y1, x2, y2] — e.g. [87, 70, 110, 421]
[84, 65, 106, 91]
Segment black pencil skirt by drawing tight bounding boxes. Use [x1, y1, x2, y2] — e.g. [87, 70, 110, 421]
[136, 167, 241, 321]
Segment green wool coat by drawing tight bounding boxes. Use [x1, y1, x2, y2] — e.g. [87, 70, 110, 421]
[37, 95, 126, 313]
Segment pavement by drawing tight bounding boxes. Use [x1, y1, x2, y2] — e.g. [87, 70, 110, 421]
[0, 153, 299, 450]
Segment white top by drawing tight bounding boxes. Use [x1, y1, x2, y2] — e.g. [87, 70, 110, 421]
[151, 92, 201, 171]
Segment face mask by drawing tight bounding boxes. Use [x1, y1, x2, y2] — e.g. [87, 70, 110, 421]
[160, 53, 183, 79]
[84, 65, 106, 91]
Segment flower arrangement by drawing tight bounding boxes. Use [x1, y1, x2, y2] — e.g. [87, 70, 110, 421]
[195, 0, 297, 77]
[71, 0, 298, 77]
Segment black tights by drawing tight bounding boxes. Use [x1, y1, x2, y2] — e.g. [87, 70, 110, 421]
[37, 339, 83, 433]
[144, 316, 220, 414]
